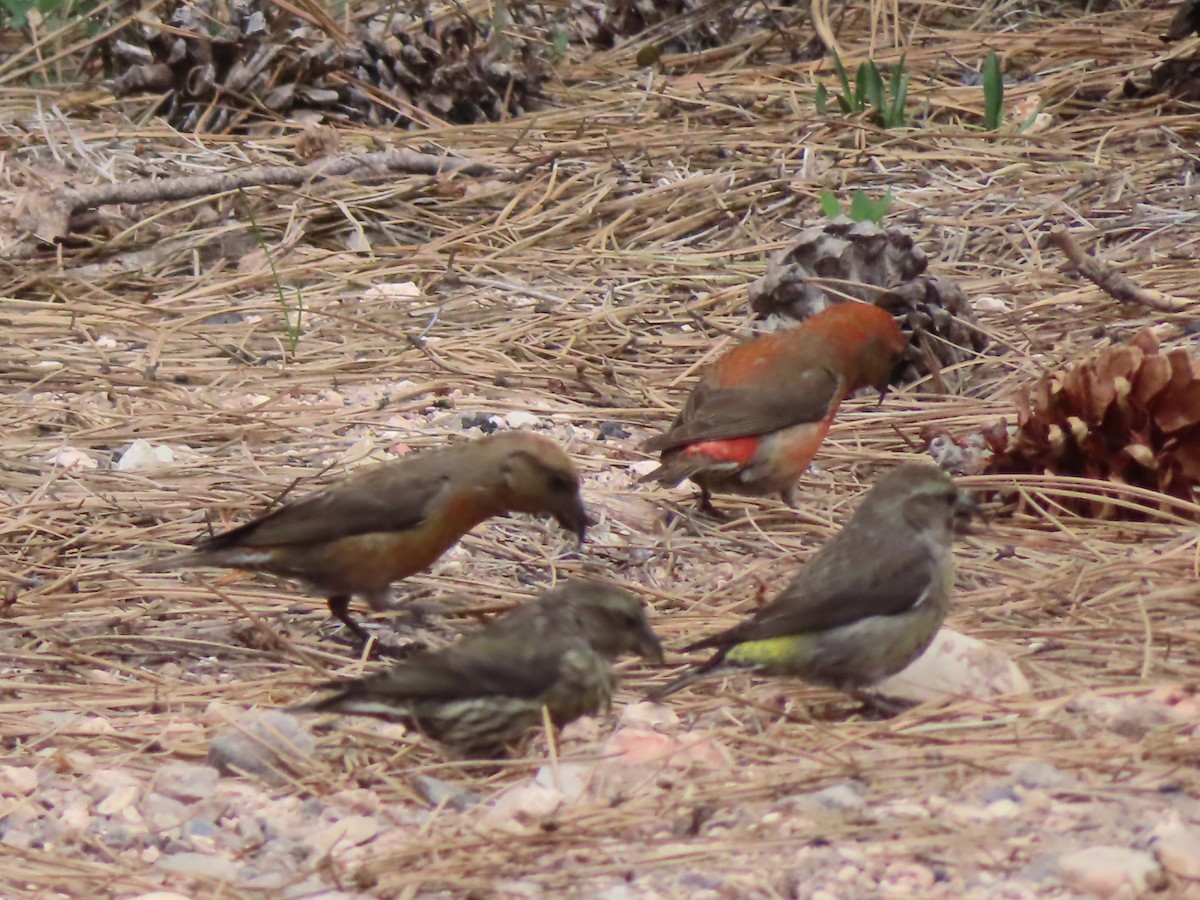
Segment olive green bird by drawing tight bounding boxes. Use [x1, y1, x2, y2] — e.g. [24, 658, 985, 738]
[297, 579, 663, 755]
[648, 463, 979, 703]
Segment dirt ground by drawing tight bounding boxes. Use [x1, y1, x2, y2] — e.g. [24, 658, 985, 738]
[2, 1, 1200, 897]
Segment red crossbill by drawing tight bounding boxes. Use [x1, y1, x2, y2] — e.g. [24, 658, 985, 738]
[144, 432, 588, 645]
[641, 302, 908, 512]
[297, 579, 663, 755]
[648, 463, 978, 703]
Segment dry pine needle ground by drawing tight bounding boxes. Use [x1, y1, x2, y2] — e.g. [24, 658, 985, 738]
[1, 0, 1200, 896]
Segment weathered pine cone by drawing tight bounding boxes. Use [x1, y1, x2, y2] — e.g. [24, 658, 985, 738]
[748, 218, 987, 393]
[109, 1, 545, 131]
[748, 218, 927, 320]
[877, 276, 989, 394]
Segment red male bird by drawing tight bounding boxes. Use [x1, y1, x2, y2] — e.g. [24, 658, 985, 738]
[144, 432, 588, 646]
[640, 302, 908, 512]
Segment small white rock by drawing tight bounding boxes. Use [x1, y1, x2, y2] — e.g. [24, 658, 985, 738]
[45, 447, 99, 470]
[973, 295, 1011, 312]
[0, 765, 38, 796]
[305, 815, 383, 858]
[629, 459, 663, 477]
[884, 801, 930, 820]
[876, 628, 1030, 704]
[789, 782, 865, 814]
[410, 775, 480, 811]
[557, 715, 601, 744]
[60, 801, 90, 834]
[534, 762, 591, 802]
[505, 411, 541, 429]
[152, 762, 219, 803]
[97, 784, 140, 817]
[1010, 759, 1072, 789]
[362, 282, 420, 302]
[1, 830, 33, 849]
[618, 701, 680, 732]
[1059, 846, 1162, 898]
[479, 783, 565, 835]
[116, 439, 175, 472]
[207, 710, 315, 783]
[77, 716, 116, 734]
[985, 798, 1022, 820]
[155, 852, 240, 882]
[143, 793, 190, 830]
[1155, 826, 1200, 880]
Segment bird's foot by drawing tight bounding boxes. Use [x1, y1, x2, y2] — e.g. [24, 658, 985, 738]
[326, 625, 426, 661]
[661, 504, 721, 538]
[696, 491, 729, 521]
[326, 595, 426, 660]
[355, 633, 425, 662]
[849, 691, 914, 720]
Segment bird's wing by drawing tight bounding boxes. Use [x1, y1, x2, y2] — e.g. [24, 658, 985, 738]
[348, 635, 582, 701]
[643, 365, 840, 452]
[200, 461, 450, 549]
[684, 537, 939, 651]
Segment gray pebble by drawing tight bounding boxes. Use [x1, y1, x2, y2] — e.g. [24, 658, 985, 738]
[208, 711, 315, 784]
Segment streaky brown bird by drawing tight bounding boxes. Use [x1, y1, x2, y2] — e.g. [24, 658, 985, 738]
[647, 463, 978, 704]
[640, 302, 908, 513]
[144, 431, 589, 644]
[296, 579, 664, 755]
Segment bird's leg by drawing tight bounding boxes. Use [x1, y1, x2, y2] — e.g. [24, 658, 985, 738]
[322, 596, 409, 660]
[327, 595, 373, 644]
[696, 487, 728, 521]
[365, 589, 433, 657]
[781, 484, 800, 508]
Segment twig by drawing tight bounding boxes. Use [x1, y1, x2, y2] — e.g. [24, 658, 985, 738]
[21, 149, 500, 243]
[1044, 225, 1191, 312]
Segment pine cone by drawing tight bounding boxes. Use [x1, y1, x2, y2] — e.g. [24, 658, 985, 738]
[1123, 57, 1200, 103]
[749, 219, 987, 393]
[748, 218, 927, 321]
[1164, 0, 1200, 40]
[987, 329, 1200, 518]
[108, 1, 546, 131]
[877, 276, 988, 394]
[579, 0, 736, 51]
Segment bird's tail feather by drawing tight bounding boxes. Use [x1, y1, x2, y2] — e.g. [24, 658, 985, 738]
[639, 453, 743, 488]
[636, 463, 677, 486]
[637, 456, 717, 487]
[141, 548, 271, 573]
[642, 649, 729, 702]
[290, 686, 398, 719]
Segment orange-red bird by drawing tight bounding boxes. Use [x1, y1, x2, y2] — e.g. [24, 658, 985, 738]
[641, 302, 908, 512]
[144, 432, 588, 644]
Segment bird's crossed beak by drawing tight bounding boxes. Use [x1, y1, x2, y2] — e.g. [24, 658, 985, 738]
[878, 359, 909, 406]
[636, 625, 665, 664]
[953, 490, 983, 534]
[554, 497, 590, 546]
